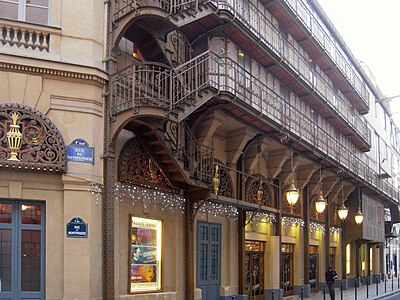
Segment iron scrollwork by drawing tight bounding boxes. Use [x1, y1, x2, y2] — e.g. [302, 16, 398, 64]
[0, 103, 67, 172]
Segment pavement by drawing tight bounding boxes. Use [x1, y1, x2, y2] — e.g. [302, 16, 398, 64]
[309, 278, 400, 300]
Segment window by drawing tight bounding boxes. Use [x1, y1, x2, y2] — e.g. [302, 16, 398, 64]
[0, 201, 45, 300]
[0, 0, 49, 25]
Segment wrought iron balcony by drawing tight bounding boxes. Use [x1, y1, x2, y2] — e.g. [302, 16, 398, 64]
[110, 50, 397, 203]
[110, 0, 371, 149]
[280, 0, 369, 110]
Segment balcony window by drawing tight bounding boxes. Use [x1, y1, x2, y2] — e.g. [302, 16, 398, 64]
[0, 0, 49, 25]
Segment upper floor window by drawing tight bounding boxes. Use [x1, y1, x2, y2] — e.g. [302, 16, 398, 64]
[0, 0, 49, 25]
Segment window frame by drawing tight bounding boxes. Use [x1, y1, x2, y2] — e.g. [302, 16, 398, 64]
[0, 0, 50, 25]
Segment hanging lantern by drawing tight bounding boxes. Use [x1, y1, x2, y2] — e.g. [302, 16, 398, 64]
[354, 187, 363, 224]
[315, 190, 327, 214]
[286, 183, 299, 206]
[337, 177, 348, 220]
[7, 112, 22, 161]
[337, 204, 349, 220]
[286, 147, 299, 206]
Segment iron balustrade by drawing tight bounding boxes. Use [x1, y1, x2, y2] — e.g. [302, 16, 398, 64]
[164, 120, 214, 185]
[110, 50, 398, 202]
[281, 0, 369, 107]
[110, 0, 371, 147]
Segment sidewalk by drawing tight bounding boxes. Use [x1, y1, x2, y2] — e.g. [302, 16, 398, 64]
[308, 278, 400, 300]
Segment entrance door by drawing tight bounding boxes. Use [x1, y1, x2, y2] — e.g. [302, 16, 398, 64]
[281, 244, 294, 296]
[197, 221, 221, 300]
[245, 241, 264, 300]
[0, 201, 45, 300]
[309, 245, 318, 293]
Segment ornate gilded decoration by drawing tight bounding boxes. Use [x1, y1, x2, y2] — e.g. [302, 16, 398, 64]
[329, 202, 341, 227]
[118, 138, 178, 193]
[202, 160, 233, 198]
[212, 164, 220, 195]
[245, 174, 274, 207]
[0, 103, 67, 172]
[6, 112, 22, 161]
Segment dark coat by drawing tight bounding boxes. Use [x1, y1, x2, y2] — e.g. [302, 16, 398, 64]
[325, 269, 338, 283]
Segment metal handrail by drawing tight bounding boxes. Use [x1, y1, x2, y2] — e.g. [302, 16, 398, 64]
[281, 0, 369, 107]
[110, 0, 371, 145]
[110, 51, 398, 202]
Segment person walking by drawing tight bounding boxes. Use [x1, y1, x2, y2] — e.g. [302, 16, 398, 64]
[325, 266, 338, 300]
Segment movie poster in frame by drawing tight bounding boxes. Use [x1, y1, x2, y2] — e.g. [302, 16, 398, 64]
[129, 216, 162, 293]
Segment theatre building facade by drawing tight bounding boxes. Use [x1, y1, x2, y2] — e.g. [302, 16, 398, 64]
[1, 0, 400, 299]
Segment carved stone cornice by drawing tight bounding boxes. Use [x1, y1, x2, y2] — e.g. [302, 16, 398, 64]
[0, 61, 107, 85]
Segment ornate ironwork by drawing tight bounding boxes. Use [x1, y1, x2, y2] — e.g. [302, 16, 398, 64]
[0, 103, 67, 172]
[203, 160, 233, 198]
[245, 174, 274, 207]
[118, 138, 178, 193]
[329, 201, 341, 227]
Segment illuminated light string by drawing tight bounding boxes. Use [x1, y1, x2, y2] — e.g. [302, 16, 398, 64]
[246, 211, 277, 226]
[310, 221, 326, 235]
[114, 183, 186, 213]
[282, 216, 305, 228]
[330, 226, 341, 234]
[194, 201, 238, 220]
[89, 181, 103, 205]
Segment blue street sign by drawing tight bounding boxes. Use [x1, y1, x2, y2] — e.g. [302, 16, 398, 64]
[66, 217, 88, 238]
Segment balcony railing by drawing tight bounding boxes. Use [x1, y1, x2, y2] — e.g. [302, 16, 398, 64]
[0, 21, 50, 52]
[110, 51, 398, 203]
[281, 0, 369, 108]
[110, 0, 371, 147]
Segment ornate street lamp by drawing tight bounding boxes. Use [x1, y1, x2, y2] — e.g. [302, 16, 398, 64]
[337, 177, 349, 221]
[314, 165, 326, 213]
[286, 147, 299, 206]
[354, 187, 364, 224]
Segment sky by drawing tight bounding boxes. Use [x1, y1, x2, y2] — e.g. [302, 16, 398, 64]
[317, 0, 400, 114]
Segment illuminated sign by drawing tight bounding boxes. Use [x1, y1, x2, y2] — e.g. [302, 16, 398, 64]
[129, 216, 162, 293]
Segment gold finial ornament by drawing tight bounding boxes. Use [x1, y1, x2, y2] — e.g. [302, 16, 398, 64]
[212, 164, 220, 195]
[7, 112, 22, 161]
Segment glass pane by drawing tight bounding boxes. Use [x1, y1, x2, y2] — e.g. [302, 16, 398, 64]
[0, 1, 18, 20]
[26, 0, 48, 6]
[25, 6, 48, 25]
[200, 225, 208, 241]
[199, 244, 208, 281]
[0, 204, 12, 223]
[211, 227, 218, 242]
[21, 230, 41, 291]
[0, 229, 12, 291]
[210, 244, 219, 280]
[22, 205, 41, 225]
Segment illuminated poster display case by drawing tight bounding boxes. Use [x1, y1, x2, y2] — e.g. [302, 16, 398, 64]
[129, 216, 162, 293]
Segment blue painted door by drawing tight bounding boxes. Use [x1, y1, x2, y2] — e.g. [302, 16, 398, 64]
[0, 201, 45, 300]
[197, 221, 221, 300]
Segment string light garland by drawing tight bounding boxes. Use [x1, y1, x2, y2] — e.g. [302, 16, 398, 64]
[113, 183, 186, 213]
[330, 226, 341, 234]
[194, 201, 238, 220]
[309, 221, 325, 235]
[90, 181, 103, 205]
[282, 216, 305, 228]
[246, 211, 277, 226]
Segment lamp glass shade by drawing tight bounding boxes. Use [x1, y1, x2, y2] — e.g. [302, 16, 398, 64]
[337, 204, 349, 220]
[285, 183, 299, 206]
[354, 211, 364, 224]
[315, 194, 326, 213]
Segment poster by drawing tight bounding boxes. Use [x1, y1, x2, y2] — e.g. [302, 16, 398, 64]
[129, 216, 162, 293]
